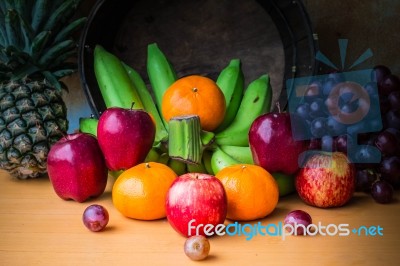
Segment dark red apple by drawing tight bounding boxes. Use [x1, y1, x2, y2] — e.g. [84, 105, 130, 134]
[97, 107, 155, 171]
[296, 152, 356, 208]
[249, 112, 309, 175]
[47, 133, 108, 202]
[166, 173, 227, 237]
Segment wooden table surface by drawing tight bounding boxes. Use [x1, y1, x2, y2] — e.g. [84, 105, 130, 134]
[0, 170, 399, 266]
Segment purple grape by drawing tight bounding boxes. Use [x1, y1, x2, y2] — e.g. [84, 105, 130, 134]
[364, 82, 379, 97]
[371, 65, 391, 84]
[295, 102, 311, 121]
[386, 109, 400, 130]
[310, 117, 328, 138]
[284, 210, 312, 235]
[184, 235, 210, 261]
[355, 169, 378, 192]
[379, 74, 400, 96]
[321, 135, 335, 152]
[327, 72, 345, 84]
[374, 129, 400, 156]
[82, 204, 109, 232]
[388, 90, 400, 110]
[380, 96, 391, 115]
[309, 98, 327, 118]
[322, 78, 338, 97]
[352, 145, 381, 168]
[326, 116, 346, 135]
[304, 82, 322, 102]
[380, 156, 400, 187]
[371, 180, 394, 204]
[335, 134, 354, 155]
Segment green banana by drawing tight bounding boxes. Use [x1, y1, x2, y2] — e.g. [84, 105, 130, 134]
[215, 59, 244, 132]
[123, 63, 169, 145]
[145, 147, 161, 163]
[219, 145, 254, 164]
[186, 162, 208, 174]
[147, 43, 177, 128]
[79, 116, 98, 136]
[202, 149, 214, 175]
[210, 147, 241, 175]
[168, 159, 187, 176]
[94, 45, 144, 109]
[157, 152, 170, 165]
[215, 74, 273, 147]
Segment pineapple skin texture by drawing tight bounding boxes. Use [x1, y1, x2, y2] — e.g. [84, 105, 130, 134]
[0, 80, 68, 179]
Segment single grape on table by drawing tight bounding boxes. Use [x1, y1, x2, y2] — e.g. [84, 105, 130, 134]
[184, 235, 210, 261]
[82, 204, 109, 232]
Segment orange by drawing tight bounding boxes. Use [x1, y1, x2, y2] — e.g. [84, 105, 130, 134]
[112, 162, 177, 220]
[161, 75, 226, 131]
[215, 164, 279, 221]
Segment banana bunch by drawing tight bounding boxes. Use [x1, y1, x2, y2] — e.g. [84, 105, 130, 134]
[80, 43, 273, 176]
[210, 63, 273, 174]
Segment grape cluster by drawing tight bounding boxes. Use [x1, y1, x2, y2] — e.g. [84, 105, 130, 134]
[291, 65, 400, 204]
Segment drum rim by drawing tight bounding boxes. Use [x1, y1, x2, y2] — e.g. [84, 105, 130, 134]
[78, 0, 319, 117]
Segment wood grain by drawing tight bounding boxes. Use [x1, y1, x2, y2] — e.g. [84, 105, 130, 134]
[1, 170, 399, 265]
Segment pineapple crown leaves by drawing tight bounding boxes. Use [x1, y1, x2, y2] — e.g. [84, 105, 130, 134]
[0, 0, 86, 90]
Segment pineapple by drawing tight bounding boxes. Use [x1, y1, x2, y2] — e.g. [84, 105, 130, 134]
[0, 0, 86, 179]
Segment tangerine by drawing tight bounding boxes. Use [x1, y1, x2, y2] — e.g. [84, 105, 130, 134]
[161, 75, 226, 131]
[215, 164, 279, 221]
[112, 162, 177, 220]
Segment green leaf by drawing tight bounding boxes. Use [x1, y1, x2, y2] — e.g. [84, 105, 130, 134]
[42, 70, 61, 90]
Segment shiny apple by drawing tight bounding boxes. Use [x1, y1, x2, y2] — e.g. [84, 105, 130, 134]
[166, 173, 227, 237]
[47, 133, 108, 202]
[249, 112, 309, 175]
[97, 107, 155, 171]
[296, 151, 356, 208]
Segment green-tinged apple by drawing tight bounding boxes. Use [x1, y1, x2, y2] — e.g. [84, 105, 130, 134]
[296, 151, 356, 208]
[272, 172, 296, 197]
[166, 173, 227, 237]
[97, 107, 155, 171]
[47, 133, 108, 202]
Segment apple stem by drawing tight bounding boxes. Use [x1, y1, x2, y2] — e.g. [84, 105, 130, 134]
[130, 102, 135, 110]
[276, 101, 281, 113]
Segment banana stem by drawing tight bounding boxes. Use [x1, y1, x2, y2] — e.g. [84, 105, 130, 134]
[168, 115, 214, 164]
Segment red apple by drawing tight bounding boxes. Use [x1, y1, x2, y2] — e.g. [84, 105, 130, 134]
[249, 112, 309, 175]
[296, 151, 356, 208]
[47, 133, 108, 202]
[166, 173, 227, 237]
[97, 107, 155, 171]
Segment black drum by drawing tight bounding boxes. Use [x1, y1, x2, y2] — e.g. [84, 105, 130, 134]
[78, 0, 318, 117]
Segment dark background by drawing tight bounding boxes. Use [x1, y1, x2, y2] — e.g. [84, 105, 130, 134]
[64, 0, 400, 132]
